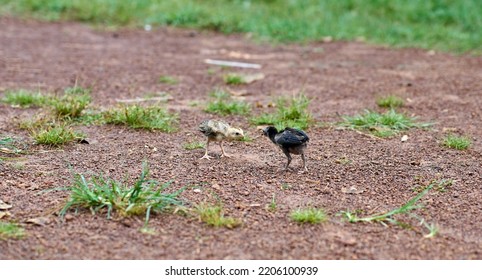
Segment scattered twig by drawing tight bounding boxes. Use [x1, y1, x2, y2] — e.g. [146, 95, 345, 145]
[204, 59, 261, 69]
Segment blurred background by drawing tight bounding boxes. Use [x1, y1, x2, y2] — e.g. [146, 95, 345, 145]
[0, 0, 481, 53]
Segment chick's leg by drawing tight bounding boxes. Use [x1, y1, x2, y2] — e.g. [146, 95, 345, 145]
[200, 138, 213, 160]
[301, 153, 308, 172]
[283, 150, 292, 171]
[220, 141, 231, 158]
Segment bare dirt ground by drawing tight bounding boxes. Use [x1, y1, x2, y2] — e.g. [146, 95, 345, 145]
[0, 17, 481, 259]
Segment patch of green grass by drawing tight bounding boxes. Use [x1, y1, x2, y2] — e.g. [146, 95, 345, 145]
[290, 207, 328, 224]
[103, 105, 178, 132]
[50, 86, 91, 118]
[223, 73, 246, 85]
[19, 115, 52, 131]
[20, 116, 85, 147]
[60, 162, 184, 226]
[0, 222, 25, 240]
[376, 95, 405, 108]
[442, 134, 471, 150]
[340, 180, 447, 237]
[73, 110, 104, 125]
[30, 123, 85, 147]
[1, 0, 480, 53]
[183, 141, 205, 150]
[340, 109, 431, 138]
[193, 202, 241, 229]
[158, 75, 178, 85]
[204, 89, 250, 116]
[251, 93, 313, 130]
[1, 89, 48, 108]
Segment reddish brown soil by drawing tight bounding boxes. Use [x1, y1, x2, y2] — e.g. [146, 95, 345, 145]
[0, 17, 481, 260]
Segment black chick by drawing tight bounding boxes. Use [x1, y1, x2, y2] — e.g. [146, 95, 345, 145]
[263, 126, 310, 172]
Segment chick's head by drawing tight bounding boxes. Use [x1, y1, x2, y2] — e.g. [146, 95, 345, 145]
[226, 127, 244, 140]
[262, 126, 278, 137]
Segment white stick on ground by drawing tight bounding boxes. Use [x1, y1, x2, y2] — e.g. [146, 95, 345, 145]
[204, 59, 261, 69]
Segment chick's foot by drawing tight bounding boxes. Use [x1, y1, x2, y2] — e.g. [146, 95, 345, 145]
[200, 154, 213, 160]
[298, 168, 308, 174]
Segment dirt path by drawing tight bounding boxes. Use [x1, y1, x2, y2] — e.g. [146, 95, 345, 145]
[1, 17, 481, 259]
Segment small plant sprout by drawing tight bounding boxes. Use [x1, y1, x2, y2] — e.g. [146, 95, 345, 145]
[267, 194, 277, 212]
[193, 202, 241, 229]
[204, 89, 250, 116]
[422, 222, 439, 238]
[223, 73, 246, 85]
[281, 183, 291, 190]
[442, 134, 471, 150]
[158, 75, 178, 85]
[0, 222, 25, 240]
[103, 105, 178, 132]
[207, 68, 217, 75]
[240, 133, 253, 142]
[340, 180, 446, 237]
[335, 156, 352, 165]
[340, 109, 431, 138]
[251, 93, 314, 130]
[60, 162, 185, 226]
[1, 89, 48, 108]
[139, 226, 157, 235]
[290, 207, 328, 224]
[434, 179, 453, 192]
[183, 141, 205, 150]
[376, 95, 405, 108]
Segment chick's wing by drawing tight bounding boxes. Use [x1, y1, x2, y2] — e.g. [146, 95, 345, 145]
[274, 129, 307, 147]
[285, 128, 309, 141]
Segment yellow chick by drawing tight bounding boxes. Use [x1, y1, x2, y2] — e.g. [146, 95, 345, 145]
[198, 120, 244, 160]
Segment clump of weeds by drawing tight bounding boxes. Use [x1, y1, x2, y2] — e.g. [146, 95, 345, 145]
[442, 134, 471, 150]
[290, 207, 328, 224]
[376, 95, 405, 108]
[204, 89, 250, 116]
[102, 104, 178, 132]
[1, 89, 48, 108]
[0, 222, 25, 240]
[193, 202, 241, 229]
[50, 86, 92, 119]
[60, 162, 185, 226]
[339, 109, 431, 138]
[339, 180, 448, 238]
[158, 75, 178, 85]
[251, 93, 314, 130]
[223, 73, 246, 85]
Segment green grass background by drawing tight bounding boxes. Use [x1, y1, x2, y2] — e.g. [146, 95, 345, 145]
[0, 0, 480, 52]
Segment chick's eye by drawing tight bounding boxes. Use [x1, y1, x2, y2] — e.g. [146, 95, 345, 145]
[235, 132, 240, 135]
